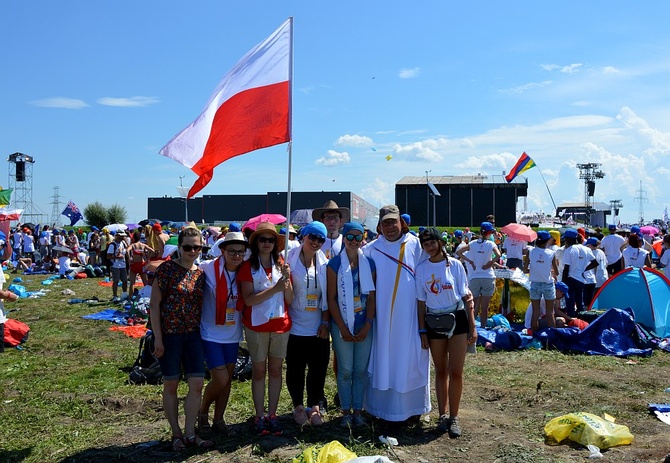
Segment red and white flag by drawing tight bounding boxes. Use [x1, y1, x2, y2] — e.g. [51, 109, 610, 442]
[160, 19, 292, 197]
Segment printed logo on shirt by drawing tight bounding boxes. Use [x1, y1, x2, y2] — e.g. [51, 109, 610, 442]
[427, 273, 452, 295]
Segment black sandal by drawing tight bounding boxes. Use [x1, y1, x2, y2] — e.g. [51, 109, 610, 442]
[184, 434, 214, 449]
[171, 436, 185, 452]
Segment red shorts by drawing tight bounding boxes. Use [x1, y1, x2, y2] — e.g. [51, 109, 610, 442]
[130, 261, 144, 274]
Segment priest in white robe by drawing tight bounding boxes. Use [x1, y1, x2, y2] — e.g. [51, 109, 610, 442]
[363, 205, 430, 421]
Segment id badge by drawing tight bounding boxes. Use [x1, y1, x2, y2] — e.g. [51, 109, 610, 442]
[270, 304, 285, 319]
[306, 293, 318, 311]
[353, 296, 362, 313]
[225, 307, 235, 325]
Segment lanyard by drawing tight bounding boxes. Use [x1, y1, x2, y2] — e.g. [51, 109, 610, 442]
[215, 257, 236, 302]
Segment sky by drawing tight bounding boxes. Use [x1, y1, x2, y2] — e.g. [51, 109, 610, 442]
[2, 2, 670, 226]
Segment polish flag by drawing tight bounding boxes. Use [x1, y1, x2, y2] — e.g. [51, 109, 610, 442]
[160, 19, 292, 197]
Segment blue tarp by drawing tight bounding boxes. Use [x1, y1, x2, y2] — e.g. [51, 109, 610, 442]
[82, 309, 127, 325]
[538, 307, 653, 357]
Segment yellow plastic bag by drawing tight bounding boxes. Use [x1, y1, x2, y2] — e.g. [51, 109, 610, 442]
[544, 412, 634, 449]
[292, 440, 357, 463]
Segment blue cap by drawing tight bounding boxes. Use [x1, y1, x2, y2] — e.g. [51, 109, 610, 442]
[300, 221, 327, 239]
[536, 231, 551, 241]
[91, 226, 99, 231]
[608, 224, 617, 230]
[563, 229, 578, 239]
[454, 229, 463, 238]
[481, 221, 495, 233]
[630, 225, 640, 233]
[585, 237, 599, 246]
[555, 281, 569, 295]
[279, 227, 287, 235]
[418, 226, 426, 233]
[228, 222, 241, 232]
[401, 213, 411, 224]
[342, 222, 364, 236]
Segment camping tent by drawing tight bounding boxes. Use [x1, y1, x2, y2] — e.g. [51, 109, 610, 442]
[589, 267, 670, 338]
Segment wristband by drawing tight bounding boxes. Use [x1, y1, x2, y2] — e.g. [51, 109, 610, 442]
[320, 321, 330, 326]
[365, 318, 373, 326]
[418, 329, 427, 334]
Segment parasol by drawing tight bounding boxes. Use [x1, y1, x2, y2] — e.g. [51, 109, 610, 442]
[640, 225, 659, 236]
[243, 213, 287, 231]
[500, 223, 537, 242]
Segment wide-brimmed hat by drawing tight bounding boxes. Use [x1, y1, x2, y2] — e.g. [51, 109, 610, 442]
[115, 231, 127, 237]
[218, 231, 248, 248]
[249, 222, 285, 249]
[312, 200, 350, 223]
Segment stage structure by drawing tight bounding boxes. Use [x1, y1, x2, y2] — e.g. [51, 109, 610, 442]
[577, 163, 605, 225]
[49, 186, 64, 226]
[7, 152, 46, 224]
[395, 174, 528, 227]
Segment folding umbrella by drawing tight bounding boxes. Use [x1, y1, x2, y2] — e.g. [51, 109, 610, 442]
[243, 213, 286, 231]
[500, 223, 537, 242]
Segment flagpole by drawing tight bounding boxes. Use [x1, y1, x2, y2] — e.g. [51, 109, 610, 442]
[536, 169, 557, 213]
[284, 17, 294, 255]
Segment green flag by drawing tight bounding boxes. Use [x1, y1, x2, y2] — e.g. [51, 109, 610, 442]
[0, 189, 12, 206]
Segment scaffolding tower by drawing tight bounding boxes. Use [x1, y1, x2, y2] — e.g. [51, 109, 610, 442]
[634, 181, 648, 224]
[7, 152, 47, 224]
[50, 186, 63, 226]
[577, 163, 605, 226]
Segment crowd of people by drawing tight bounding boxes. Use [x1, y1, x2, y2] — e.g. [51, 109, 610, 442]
[5, 208, 667, 451]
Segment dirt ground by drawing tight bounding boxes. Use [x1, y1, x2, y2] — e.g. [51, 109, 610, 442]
[59, 349, 670, 463]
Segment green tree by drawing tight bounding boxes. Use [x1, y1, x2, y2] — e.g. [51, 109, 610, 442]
[106, 204, 127, 225]
[84, 202, 108, 229]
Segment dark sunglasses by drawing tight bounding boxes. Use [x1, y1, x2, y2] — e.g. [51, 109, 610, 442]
[345, 233, 364, 242]
[181, 244, 202, 252]
[225, 249, 246, 257]
[257, 236, 276, 244]
[307, 233, 326, 244]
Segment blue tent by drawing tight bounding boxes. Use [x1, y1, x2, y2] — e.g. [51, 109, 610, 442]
[589, 267, 670, 338]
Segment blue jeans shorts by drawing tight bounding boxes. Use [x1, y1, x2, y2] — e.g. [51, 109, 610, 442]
[530, 281, 556, 301]
[158, 331, 206, 381]
[202, 340, 239, 370]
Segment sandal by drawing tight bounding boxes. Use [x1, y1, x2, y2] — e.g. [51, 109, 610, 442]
[293, 405, 308, 425]
[184, 434, 215, 449]
[309, 405, 323, 426]
[197, 412, 211, 431]
[212, 419, 228, 435]
[171, 436, 185, 452]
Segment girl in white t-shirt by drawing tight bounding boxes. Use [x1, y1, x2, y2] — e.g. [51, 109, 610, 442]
[525, 231, 557, 333]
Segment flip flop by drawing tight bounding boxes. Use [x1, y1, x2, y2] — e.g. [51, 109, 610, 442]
[309, 406, 323, 426]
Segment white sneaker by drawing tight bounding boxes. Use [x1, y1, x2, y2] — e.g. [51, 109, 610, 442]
[120, 292, 128, 300]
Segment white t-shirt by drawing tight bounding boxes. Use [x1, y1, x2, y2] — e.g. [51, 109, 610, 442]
[22, 234, 35, 253]
[58, 256, 71, 275]
[563, 244, 594, 283]
[199, 257, 243, 344]
[107, 241, 127, 269]
[622, 246, 648, 268]
[415, 258, 468, 312]
[524, 299, 550, 329]
[12, 232, 22, 249]
[466, 239, 497, 279]
[660, 249, 670, 272]
[528, 247, 555, 283]
[503, 238, 527, 260]
[599, 234, 625, 264]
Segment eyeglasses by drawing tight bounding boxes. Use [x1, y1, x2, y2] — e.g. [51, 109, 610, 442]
[257, 236, 276, 244]
[181, 244, 202, 252]
[307, 233, 326, 244]
[345, 233, 364, 242]
[225, 249, 246, 257]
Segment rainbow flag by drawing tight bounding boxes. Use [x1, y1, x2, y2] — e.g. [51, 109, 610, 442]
[505, 152, 536, 183]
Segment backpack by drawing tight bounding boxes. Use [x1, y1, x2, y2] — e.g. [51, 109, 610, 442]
[3, 318, 30, 347]
[233, 345, 253, 381]
[128, 331, 162, 385]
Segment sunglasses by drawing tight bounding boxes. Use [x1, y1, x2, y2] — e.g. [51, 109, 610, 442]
[345, 233, 364, 242]
[257, 236, 276, 244]
[225, 249, 246, 257]
[307, 233, 326, 244]
[181, 244, 202, 252]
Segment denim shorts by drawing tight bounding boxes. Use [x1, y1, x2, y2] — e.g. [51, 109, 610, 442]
[530, 281, 556, 301]
[158, 331, 206, 381]
[202, 340, 239, 370]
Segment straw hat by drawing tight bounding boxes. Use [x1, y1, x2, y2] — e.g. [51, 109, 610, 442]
[249, 222, 285, 249]
[312, 200, 350, 223]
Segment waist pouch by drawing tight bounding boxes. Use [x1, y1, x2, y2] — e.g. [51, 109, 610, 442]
[425, 300, 464, 337]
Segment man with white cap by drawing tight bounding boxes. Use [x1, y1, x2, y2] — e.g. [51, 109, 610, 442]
[312, 200, 350, 260]
[363, 205, 430, 423]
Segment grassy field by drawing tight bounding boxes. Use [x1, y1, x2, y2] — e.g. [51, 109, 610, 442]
[1, 272, 669, 463]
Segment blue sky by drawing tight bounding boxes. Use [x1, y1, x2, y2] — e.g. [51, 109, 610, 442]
[2, 2, 670, 225]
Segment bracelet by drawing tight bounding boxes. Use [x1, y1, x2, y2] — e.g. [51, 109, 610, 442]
[418, 329, 427, 334]
[320, 321, 330, 326]
[365, 318, 373, 326]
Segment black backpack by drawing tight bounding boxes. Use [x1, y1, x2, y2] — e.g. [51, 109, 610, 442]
[128, 331, 162, 385]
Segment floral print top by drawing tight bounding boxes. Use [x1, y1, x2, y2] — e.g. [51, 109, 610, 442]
[156, 260, 205, 334]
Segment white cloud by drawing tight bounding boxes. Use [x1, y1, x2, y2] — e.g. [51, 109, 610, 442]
[602, 66, 620, 74]
[455, 152, 517, 170]
[97, 96, 160, 107]
[500, 80, 553, 94]
[571, 101, 591, 107]
[361, 178, 391, 206]
[30, 97, 88, 109]
[616, 106, 670, 155]
[399, 67, 421, 79]
[335, 134, 373, 147]
[392, 142, 442, 162]
[540, 64, 559, 71]
[561, 63, 583, 74]
[315, 150, 351, 166]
